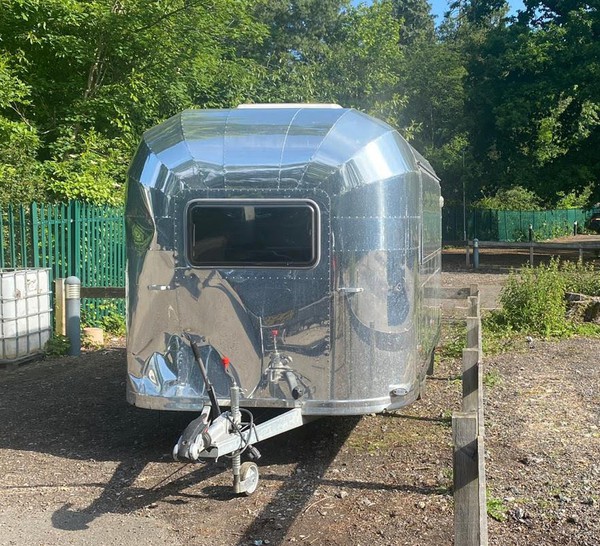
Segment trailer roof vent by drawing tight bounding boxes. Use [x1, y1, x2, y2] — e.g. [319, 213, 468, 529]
[237, 103, 342, 109]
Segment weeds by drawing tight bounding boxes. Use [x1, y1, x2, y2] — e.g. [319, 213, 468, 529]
[487, 495, 508, 522]
[442, 258, 600, 361]
[439, 322, 466, 360]
[500, 259, 568, 337]
[561, 260, 600, 296]
[45, 334, 70, 357]
[82, 301, 126, 336]
[487, 259, 600, 342]
[101, 312, 126, 336]
[483, 370, 502, 388]
[482, 311, 522, 356]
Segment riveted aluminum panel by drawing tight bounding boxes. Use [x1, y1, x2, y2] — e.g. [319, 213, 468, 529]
[126, 106, 441, 415]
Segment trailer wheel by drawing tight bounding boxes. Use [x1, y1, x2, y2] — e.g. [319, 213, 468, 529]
[239, 462, 259, 496]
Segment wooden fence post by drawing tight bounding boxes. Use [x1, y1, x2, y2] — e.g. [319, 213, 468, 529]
[529, 242, 534, 265]
[467, 287, 482, 360]
[54, 278, 66, 336]
[462, 348, 479, 413]
[454, 284, 488, 546]
[477, 434, 488, 545]
[453, 412, 480, 546]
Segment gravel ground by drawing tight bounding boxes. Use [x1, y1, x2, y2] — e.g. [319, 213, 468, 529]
[0, 248, 599, 546]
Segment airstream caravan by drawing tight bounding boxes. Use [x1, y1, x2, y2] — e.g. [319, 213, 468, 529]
[126, 105, 442, 494]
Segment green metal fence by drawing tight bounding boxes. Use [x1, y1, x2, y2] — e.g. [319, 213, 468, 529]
[443, 206, 595, 243]
[2, 200, 596, 328]
[0, 202, 126, 327]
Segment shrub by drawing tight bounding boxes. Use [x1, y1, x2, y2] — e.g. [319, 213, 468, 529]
[499, 259, 568, 337]
[475, 186, 542, 211]
[101, 312, 126, 336]
[561, 260, 600, 296]
[82, 301, 126, 336]
[554, 184, 593, 209]
[481, 260, 600, 354]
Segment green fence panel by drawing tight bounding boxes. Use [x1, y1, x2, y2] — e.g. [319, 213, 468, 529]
[443, 206, 596, 243]
[1, 201, 126, 329]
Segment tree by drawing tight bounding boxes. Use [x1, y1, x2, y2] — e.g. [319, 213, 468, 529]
[251, 1, 406, 126]
[462, 0, 600, 205]
[319, 1, 406, 123]
[0, 55, 44, 206]
[475, 186, 542, 210]
[0, 0, 266, 204]
[391, 0, 435, 46]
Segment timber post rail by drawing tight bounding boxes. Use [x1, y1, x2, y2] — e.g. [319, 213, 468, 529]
[445, 285, 488, 546]
[79, 286, 126, 299]
[462, 239, 600, 268]
[54, 280, 125, 336]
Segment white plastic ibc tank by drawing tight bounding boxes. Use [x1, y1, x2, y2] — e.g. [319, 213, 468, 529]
[0, 268, 51, 362]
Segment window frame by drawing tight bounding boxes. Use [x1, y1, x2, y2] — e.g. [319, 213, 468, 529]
[185, 198, 321, 269]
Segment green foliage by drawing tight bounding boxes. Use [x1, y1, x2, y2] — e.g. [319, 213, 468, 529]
[475, 186, 542, 211]
[254, 1, 407, 125]
[0, 55, 45, 206]
[0, 0, 598, 208]
[481, 310, 521, 355]
[555, 184, 593, 209]
[483, 260, 600, 350]
[462, 2, 600, 204]
[483, 369, 502, 388]
[82, 301, 125, 335]
[439, 322, 466, 360]
[321, 1, 406, 122]
[45, 131, 128, 205]
[44, 334, 70, 357]
[561, 260, 600, 297]
[487, 494, 507, 522]
[392, 0, 435, 47]
[0, 0, 266, 205]
[101, 312, 126, 336]
[499, 260, 568, 337]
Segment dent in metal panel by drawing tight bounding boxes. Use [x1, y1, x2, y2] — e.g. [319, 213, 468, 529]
[128, 187, 332, 410]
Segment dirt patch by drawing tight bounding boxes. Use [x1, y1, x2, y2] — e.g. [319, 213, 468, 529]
[1, 256, 599, 545]
[485, 339, 600, 546]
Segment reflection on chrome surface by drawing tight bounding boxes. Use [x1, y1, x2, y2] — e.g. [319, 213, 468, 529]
[126, 106, 441, 415]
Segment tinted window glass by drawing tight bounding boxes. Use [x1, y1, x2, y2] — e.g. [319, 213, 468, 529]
[187, 200, 319, 267]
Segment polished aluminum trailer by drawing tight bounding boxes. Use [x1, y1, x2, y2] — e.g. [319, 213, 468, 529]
[126, 104, 442, 494]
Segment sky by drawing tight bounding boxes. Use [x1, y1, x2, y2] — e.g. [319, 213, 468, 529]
[429, 0, 526, 22]
[352, 1, 527, 22]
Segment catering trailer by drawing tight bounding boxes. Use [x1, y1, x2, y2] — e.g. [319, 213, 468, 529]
[126, 104, 442, 494]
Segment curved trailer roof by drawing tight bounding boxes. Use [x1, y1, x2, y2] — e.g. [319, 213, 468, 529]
[128, 105, 437, 198]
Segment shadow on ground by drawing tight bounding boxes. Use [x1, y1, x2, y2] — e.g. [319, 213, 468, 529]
[0, 348, 365, 543]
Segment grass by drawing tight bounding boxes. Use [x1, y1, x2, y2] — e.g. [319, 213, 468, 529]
[438, 322, 466, 360]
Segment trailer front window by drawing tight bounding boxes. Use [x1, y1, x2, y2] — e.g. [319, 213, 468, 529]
[187, 200, 319, 268]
